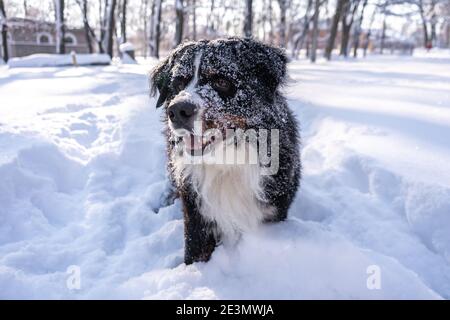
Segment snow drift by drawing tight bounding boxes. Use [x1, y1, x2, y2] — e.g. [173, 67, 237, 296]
[7, 53, 111, 68]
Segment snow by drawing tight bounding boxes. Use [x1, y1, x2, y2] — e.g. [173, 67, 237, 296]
[7, 54, 111, 68]
[0, 52, 449, 299]
[119, 42, 135, 52]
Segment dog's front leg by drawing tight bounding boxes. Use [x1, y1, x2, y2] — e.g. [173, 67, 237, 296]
[181, 189, 217, 265]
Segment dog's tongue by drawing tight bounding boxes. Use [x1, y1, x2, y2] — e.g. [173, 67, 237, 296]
[184, 134, 203, 151]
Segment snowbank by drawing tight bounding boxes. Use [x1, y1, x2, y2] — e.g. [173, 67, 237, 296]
[8, 53, 111, 68]
[119, 42, 135, 52]
[0, 54, 449, 299]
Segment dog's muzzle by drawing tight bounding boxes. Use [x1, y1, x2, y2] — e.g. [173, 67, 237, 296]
[168, 101, 197, 131]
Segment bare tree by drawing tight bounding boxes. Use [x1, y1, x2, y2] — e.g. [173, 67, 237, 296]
[416, 0, 442, 47]
[192, 0, 197, 40]
[310, 0, 321, 62]
[324, 0, 347, 60]
[75, 0, 104, 53]
[363, 4, 377, 56]
[291, 0, 314, 58]
[340, 0, 360, 57]
[277, 0, 287, 47]
[23, 0, 28, 17]
[418, 0, 430, 46]
[103, 0, 117, 57]
[174, 0, 184, 47]
[54, 0, 65, 54]
[0, 0, 8, 62]
[244, 0, 253, 37]
[152, 0, 163, 57]
[142, 0, 150, 56]
[120, 0, 128, 43]
[268, 0, 274, 43]
[81, 0, 93, 53]
[380, 10, 387, 53]
[352, 0, 368, 57]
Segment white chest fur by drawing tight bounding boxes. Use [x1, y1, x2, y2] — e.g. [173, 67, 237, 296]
[173, 150, 275, 241]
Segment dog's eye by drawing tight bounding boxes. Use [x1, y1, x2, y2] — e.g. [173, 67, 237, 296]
[172, 77, 189, 93]
[212, 77, 232, 93]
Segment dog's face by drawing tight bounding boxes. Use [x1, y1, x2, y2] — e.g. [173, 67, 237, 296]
[150, 38, 287, 154]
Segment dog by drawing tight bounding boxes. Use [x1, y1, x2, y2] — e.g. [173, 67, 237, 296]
[150, 37, 300, 264]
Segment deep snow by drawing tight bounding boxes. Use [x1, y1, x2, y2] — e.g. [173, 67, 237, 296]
[0, 51, 449, 299]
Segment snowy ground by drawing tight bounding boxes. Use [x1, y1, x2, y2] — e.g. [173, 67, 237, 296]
[0, 51, 449, 299]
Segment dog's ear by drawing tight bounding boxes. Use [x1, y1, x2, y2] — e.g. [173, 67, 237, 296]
[250, 41, 288, 93]
[150, 41, 199, 109]
[150, 57, 172, 109]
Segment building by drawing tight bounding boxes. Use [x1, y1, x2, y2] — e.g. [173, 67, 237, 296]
[1, 17, 90, 59]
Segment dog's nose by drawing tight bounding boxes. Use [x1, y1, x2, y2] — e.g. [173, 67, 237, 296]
[168, 102, 197, 128]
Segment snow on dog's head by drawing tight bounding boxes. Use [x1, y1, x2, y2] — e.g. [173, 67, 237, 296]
[150, 38, 287, 164]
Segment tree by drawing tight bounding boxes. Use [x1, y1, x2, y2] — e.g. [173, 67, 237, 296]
[0, 0, 8, 62]
[415, 0, 443, 47]
[352, 0, 368, 57]
[174, 0, 184, 47]
[120, 0, 128, 43]
[192, 0, 197, 40]
[310, 0, 322, 62]
[363, 3, 377, 56]
[340, 0, 360, 57]
[80, 0, 93, 53]
[380, 11, 387, 53]
[268, 0, 274, 43]
[54, 0, 65, 54]
[277, 0, 287, 47]
[324, 0, 347, 60]
[244, 0, 253, 37]
[103, 0, 117, 57]
[23, 0, 28, 17]
[291, 0, 314, 58]
[418, 0, 430, 46]
[75, 0, 104, 53]
[145, 0, 152, 57]
[152, 0, 162, 57]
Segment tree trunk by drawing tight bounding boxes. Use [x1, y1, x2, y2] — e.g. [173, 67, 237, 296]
[54, 0, 65, 54]
[192, 0, 196, 40]
[291, 0, 313, 59]
[340, 24, 350, 56]
[243, 0, 252, 37]
[120, 0, 127, 43]
[418, 0, 429, 47]
[352, 0, 367, 58]
[0, 0, 8, 62]
[103, 0, 117, 57]
[277, 0, 287, 47]
[23, 0, 28, 17]
[363, 3, 376, 57]
[81, 0, 93, 53]
[152, 0, 162, 57]
[174, 0, 184, 47]
[380, 14, 386, 54]
[340, 0, 360, 57]
[430, 12, 437, 45]
[143, 0, 149, 57]
[310, 0, 321, 63]
[268, 0, 273, 44]
[324, 0, 347, 60]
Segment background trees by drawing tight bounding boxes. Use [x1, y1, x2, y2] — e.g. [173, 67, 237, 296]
[0, 0, 8, 62]
[1, 0, 449, 62]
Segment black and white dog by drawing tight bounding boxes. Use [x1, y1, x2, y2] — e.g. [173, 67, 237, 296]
[150, 38, 300, 264]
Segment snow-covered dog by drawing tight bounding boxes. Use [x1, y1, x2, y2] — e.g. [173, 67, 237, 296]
[150, 38, 300, 264]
